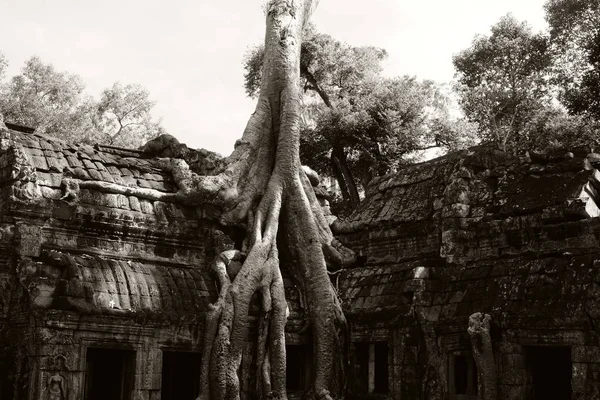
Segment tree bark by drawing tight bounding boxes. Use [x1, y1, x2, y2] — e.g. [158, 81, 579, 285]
[468, 313, 498, 400]
[301, 66, 333, 108]
[329, 151, 353, 204]
[194, 2, 351, 400]
[300, 65, 360, 209]
[412, 267, 445, 400]
[331, 146, 360, 209]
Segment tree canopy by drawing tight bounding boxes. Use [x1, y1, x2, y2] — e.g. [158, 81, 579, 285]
[93, 82, 165, 147]
[453, 7, 600, 154]
[244, 26, 475, 210]
[453, 14, 552, 153]
[0, 52, 7, 81]
[301, 77, 475, 195]
[0, 54, 164, 147]
[545, 0, 600, 119]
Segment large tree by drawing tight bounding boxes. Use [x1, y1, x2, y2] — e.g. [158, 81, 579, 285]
[0, 56, 164, 147]
[0, 52, 7, 81]
[92, 82, 165, 147]
[453, 14, 552, 153]
[300, 77, 474, 207]
[545, 0, 600, 119]
[524, 105, 600, 150]
[0, 56, 86, 137]
[244, 27, 385, 208]
[164, 1, 354, 399]
[245, 27, 472, 210]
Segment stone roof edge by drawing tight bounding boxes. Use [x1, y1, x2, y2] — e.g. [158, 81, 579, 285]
[3, 121, 148, 159]
[333, 144, 600, 234]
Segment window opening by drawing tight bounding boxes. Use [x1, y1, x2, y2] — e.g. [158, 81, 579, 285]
[84, 347, 135, 400]
[161, 351, 202, 400]
[286, 344, 310, 393]
[525, 346, 571, 400]
[353, 342, 389, 395]
[449, 352, 477, 399]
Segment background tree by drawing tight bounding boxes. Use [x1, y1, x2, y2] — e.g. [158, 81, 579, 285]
[300, 77, 475, 208]
[0, 52, 7, 81]
[245, 27, 474, 210]
[0, 56, 86, 137]
[453, 14, 552, 153]
[524, 105, 600, 150]
[93, 82, 165, 147]
[0, 55, 164, 147]
[545, 0, 600, 119]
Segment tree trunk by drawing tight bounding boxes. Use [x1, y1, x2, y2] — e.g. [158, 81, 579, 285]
[195, 2, 351, 400]
[412, 267, 445, 400]
[331, 146, 360, 209]
[300, 67, 360, 210]
[329, 152, 353, 204]
[301, 66, 333, 108]
[468, 313, 498, 400]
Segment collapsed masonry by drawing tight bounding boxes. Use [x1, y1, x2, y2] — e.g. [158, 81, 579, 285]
[1, 121, 600, 400]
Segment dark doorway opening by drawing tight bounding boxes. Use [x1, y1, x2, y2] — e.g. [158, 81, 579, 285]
[85, 347, 135, 400]
[161, 351, 202, 400]
[525, 346, 572, 400]
[351, 342, 389, 395]
[353, 342, 370, 395]
[0, 356, 14, 400]
[449, 352, 477, 398]
[286, 344, 310, 393]
[373, 342, 389, 394]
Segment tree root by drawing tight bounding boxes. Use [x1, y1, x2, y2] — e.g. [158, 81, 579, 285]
[412, 267, 445, 400]
[468, 313, 498, 400]
[195, 1, 351, 399]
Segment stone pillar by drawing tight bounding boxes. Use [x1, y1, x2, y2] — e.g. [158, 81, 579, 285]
[468, 312, 497, 400]
[391, 329, 406, 400]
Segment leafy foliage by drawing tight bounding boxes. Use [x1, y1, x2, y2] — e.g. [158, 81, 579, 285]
[453, 14, 552, 153]
[244, 24, 387, 101]
[0, 56, 87, 138]
[0, 52, 7, 81]
[94, 83, 165, 147]
[545, 0, 600, 119]
[525, 106, 600, 150]
[301, 77, 475, 187]
[244, 27, 474, 209]
[0, 56, 164, 147]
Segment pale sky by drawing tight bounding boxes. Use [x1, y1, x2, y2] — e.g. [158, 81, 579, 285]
[0, 0, 548, 155]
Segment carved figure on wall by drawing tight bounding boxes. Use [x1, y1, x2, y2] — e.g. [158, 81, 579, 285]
[45, 355, 68, 400]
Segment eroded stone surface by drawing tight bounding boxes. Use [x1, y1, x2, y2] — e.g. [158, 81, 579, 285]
[336, 144, 600, 399]
[0, 125, 309, 399]
[4, 121, 600, 399]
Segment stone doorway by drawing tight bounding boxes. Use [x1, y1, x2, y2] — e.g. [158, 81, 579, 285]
[84, 347, 136, 400]
[524, 346, 572, 400]
[285, 344, 311, 394]
[352, 342, 389, 395]
[448, 351, 478, 399]
[161, 351, 202, 400]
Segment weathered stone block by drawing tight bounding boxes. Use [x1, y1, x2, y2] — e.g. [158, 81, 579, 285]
[139, 199, 153, 214]
[573, 363, 589, 393]
[88, 168, 103, 180]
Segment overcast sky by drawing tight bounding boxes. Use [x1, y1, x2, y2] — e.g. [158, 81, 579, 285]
[1, 0, 548, 155]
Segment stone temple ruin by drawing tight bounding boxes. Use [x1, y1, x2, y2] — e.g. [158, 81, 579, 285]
[1, 120, 600, 400]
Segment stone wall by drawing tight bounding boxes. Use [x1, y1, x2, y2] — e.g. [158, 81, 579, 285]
[336, 145, 600, 400]
[5, 120, 600, 400]
[0, 125, 307, 400]
[0, 124, 227, 399]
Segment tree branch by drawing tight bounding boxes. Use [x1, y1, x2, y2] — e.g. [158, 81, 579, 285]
[301, 65, 333, 108]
